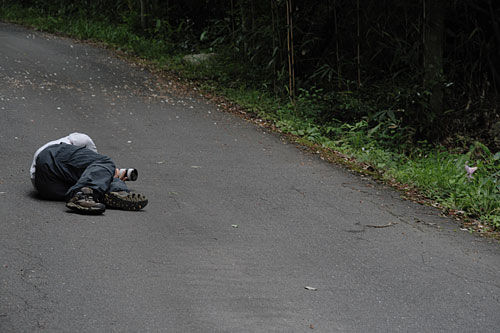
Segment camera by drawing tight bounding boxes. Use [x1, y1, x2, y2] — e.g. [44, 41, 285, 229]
[118, 168, 138, 181]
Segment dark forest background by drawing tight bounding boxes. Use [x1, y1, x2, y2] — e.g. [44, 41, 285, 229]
[5, 0, 500, 149]
[3, 0, 500, 229]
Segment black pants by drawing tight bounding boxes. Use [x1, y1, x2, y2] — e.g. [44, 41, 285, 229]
[34, 143, 128, 201]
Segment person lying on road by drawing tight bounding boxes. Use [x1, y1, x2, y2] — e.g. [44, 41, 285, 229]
[30, 133, 148, 215]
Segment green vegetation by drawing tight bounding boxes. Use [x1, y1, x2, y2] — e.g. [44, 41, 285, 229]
[1, 1, 499, 233]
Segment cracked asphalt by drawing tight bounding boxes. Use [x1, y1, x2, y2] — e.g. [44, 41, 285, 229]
[1, 22, 500, 332]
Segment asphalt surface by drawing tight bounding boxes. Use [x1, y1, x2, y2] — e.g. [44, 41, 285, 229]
[1, 22, 500, 332]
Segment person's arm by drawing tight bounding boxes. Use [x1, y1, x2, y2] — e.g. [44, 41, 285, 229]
[30, 138, 66, 179]
[30, 133, 83, 180]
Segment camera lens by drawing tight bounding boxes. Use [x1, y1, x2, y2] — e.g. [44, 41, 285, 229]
[119, 168, 138, 181]
[127, 168, 138, 181]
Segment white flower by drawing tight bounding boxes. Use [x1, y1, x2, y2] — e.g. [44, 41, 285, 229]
[465, 163, 478, 180]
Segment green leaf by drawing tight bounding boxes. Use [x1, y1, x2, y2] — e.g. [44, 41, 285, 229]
[387, 110, 396, 122]
[200, 30, 208, 41]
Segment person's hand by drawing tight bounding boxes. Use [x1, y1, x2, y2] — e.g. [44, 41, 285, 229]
[114, 168, 128, 181]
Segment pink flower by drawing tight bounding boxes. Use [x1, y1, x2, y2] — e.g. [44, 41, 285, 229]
[465, 163, 478, 180]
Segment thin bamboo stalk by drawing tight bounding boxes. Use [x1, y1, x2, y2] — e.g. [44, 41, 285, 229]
[286, 0, 296, 102]
[290, 0, 295, 100]
[230, 0, 235, 42]
[271, 0, 277, 93]
[356, 0, 361, 89]
[422, 0, 426, 89]
[333, 0, 341, 89]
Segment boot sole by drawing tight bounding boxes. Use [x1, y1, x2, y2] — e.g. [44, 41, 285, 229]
[66, 202, 105, 215]
[103, 192, 148, 211]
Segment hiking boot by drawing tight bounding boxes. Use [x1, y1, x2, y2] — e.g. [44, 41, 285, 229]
[66, 187, 106, 215]
[103, 191, 148, 211]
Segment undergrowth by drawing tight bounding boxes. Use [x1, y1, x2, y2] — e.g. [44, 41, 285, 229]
[1, 4, 499, 233]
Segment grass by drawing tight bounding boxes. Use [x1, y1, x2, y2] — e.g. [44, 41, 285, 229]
[1, 4, 499, 234]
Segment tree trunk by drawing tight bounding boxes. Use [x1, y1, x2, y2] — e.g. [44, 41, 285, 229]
[240, 0, 248, 54]
[423, 0, 445, 116]
[139, 0, 147, 31]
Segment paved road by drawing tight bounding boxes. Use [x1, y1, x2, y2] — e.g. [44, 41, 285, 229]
[1, 22, 499, 332]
